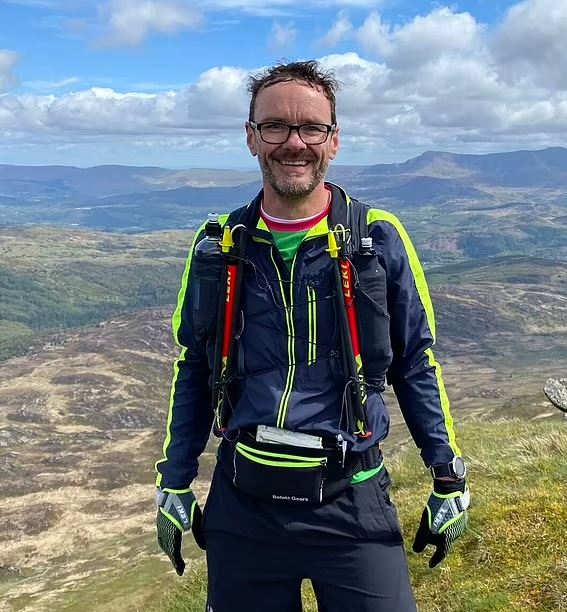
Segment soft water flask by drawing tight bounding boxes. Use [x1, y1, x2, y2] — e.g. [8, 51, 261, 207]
[192, 213, 224, 334]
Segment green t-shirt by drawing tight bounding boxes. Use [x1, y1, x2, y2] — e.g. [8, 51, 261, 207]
[271, 229, 309, 269]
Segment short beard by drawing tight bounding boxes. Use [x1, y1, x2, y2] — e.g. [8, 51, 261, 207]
[257, 153, 329, 201]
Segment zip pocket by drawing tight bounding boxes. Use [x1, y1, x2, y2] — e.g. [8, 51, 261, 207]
[232, 441, 327, 503]
[307, 285, 317, 365]
[235, 442, 327, 468]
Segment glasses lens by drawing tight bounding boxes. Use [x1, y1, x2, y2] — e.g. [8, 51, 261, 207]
[299, 125, 329, 144]
[259, 123, 289, 144]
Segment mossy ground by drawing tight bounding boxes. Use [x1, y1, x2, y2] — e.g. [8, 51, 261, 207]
[154, 417, 567, 612]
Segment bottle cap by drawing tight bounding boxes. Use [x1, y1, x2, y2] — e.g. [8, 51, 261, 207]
[361, 237, 373, 250]
[208, 213, 219, 223]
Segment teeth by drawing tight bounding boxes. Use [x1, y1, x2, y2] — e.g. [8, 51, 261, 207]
[280, 160, 309, 166]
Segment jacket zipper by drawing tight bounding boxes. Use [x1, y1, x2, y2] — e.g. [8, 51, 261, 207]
[270, 246, 298, 428]
[268, 233, 325, 428]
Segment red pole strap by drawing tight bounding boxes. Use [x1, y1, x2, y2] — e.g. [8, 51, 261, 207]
[222, 264, 238, 360]
[340, 259, 362, 359]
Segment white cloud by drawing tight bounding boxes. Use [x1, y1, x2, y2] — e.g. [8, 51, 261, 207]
[492, 0, 567, 89]
[389, 8, 483, 68]
[0, 66, 249, 139]
[268, 21, 297, 52]
[97, 0, 202, 47]
[354, 12, 391, 57]
[0, 50, 19, 93]
[354, 7, 485, 67]
[318, 10, 353, 48]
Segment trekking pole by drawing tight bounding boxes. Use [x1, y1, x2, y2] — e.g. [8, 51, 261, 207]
[327, 229, 372, 439]
[212, 225, 247, 435]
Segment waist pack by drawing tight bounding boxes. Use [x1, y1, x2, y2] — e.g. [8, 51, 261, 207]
[219, 431, 383, 504]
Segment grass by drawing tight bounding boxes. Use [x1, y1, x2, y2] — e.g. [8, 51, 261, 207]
[153, 417, 567, 612]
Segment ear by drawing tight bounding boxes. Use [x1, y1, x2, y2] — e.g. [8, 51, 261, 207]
[328, 126, 340, 161]
[245, 122, 258, 157]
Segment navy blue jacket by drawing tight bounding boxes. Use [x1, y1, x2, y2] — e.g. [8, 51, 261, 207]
[155, 184, 461, 489]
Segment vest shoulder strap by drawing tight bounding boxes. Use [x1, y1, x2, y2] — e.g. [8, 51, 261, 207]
[346, 196, 370, 255]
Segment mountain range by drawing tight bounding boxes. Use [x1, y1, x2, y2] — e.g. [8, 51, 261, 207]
[1, 146, 566, 260]
[1, 146, 566, 215]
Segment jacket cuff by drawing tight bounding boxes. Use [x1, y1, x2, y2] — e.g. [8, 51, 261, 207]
[421, 444, 456, 467]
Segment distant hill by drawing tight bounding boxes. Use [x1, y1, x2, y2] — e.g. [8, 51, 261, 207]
[1, 148, 566, 248]
[362, 176, 489, 206]
[91, 180, 263, 207]
[0, 164, 262, 199]
[1, 147, 566, 204]
[361, 147, 567, 188]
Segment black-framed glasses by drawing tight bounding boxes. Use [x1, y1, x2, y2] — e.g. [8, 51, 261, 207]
[249, 121, 336, 145]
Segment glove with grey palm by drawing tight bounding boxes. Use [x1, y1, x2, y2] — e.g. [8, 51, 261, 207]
[412, 479, 470, 568]
[155, 488, 205, 576]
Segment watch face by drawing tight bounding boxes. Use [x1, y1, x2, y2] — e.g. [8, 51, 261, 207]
[453, 456, 466, 479]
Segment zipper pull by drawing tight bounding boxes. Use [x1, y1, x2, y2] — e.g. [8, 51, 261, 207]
[337, 433, 347, 468]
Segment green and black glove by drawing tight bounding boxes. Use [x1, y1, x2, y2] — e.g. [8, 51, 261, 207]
[155, 488, 205, 576]
[412, 479, 470, 568]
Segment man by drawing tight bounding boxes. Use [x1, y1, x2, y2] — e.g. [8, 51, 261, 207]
[155, 61, 469, 612]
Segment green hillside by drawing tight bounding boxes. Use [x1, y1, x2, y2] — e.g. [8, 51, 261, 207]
[0, 227, 191, 360]
[154, 417, 567, 612]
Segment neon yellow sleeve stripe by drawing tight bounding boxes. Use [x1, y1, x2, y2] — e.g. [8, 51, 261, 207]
[171, 213, 230, 344]
[426, 348, 460, 454]
[367, 208, 436, 340]
[171, 221, 206, 346]
[155, 213, 230, 488]
[367, 208, 460, 456]
[155, 344, 187, 487]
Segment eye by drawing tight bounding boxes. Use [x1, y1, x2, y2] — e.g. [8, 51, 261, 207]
[262, 122, 287, 132]
[302, 124, 327, 134]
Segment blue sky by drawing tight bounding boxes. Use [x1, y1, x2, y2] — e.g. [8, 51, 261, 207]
[1, 0, 566, 167]
[2, 1, 512, 91]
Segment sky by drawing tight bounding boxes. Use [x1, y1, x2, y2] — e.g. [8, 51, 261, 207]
[0, 0, 566, 168]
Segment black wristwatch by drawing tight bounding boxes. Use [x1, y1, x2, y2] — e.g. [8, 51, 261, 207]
[430, 456, 467, 480]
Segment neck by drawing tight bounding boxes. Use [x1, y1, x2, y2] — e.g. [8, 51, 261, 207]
[261, 183, 330, 220]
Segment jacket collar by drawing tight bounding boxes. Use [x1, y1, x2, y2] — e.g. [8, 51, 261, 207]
[238, 181, 350, 239]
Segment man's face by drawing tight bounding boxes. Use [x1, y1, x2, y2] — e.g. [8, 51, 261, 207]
[246, 80, 340, 200]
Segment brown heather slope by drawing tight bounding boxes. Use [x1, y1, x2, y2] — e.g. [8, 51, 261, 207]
[1, 270, 566, 610]
[0, 309, 215, 611]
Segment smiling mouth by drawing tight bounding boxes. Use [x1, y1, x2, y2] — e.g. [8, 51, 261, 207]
[277, 160, 311, 167]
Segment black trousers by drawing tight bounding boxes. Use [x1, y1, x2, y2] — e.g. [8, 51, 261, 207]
[202, 461, 417, 612]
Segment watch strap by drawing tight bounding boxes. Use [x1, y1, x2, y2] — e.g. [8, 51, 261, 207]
[430, 463, 454, 478]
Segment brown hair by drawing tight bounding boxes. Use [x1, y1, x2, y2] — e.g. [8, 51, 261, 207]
[247, 60, 340, 123]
